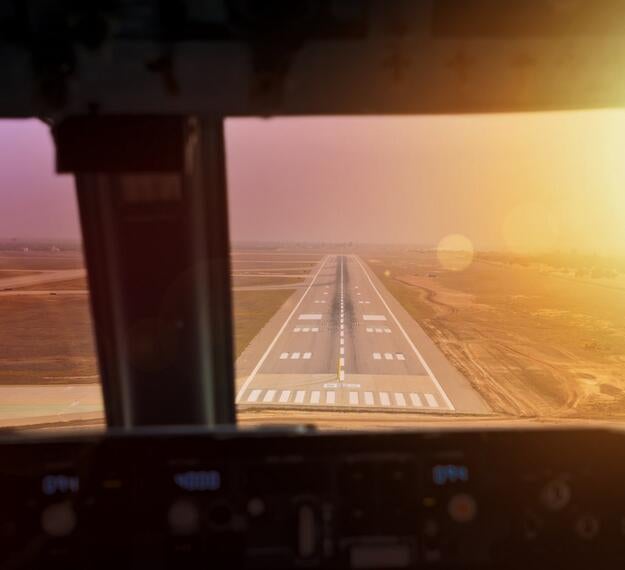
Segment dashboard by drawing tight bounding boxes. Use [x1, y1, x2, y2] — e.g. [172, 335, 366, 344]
[0, 428, 621, 569]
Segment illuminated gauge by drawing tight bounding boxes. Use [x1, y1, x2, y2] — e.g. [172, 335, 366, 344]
[168, 498, 200, 535]
[541, 479, 571, 511]
[447, 493, 477, 523]
[575, 514, 600, 541]
[40, 502, 77, 537]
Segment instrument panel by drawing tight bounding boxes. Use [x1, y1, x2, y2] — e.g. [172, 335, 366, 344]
[0, 428, 622, 569]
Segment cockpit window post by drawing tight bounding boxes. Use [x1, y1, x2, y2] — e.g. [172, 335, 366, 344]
[54, 116, 235, 427]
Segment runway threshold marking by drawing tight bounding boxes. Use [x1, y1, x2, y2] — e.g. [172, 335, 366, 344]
[242, 388, 447, 410]
[235, 256, 329, 403]
[425, 393, 439, 407]
[410, 393, 422, 407]
[353, 255, 455, 412]
[263, 390, 277, 403]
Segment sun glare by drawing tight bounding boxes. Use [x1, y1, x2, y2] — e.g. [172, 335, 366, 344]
[436, 233, 474, 271]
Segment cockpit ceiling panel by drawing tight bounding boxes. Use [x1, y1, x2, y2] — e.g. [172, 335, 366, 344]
[2, 0, 625, 117]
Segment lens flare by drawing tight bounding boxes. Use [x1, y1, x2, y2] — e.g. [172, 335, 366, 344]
[436, 234, 474, 271]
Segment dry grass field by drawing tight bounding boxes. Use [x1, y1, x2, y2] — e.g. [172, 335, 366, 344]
[0, 247, 310, 428]
[233, 288, 294, 358]
[0, 295, 97, 384]
[231, 249, 322, 358]
[0, 250, 97, 386]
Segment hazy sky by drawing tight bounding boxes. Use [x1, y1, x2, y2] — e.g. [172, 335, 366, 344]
[2, 112, 625, 251]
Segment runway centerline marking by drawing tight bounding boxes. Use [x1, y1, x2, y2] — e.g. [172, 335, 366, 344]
[353, 255, 455, 411]
[235, 256, 329, 402]
[338, 255, 346, 384]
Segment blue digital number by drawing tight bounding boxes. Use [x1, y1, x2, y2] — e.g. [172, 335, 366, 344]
[174, 470, 221, 492]
[432, 464, 469, 486]
[41, 474, 79, 496]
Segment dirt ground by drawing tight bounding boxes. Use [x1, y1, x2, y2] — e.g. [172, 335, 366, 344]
[367, 251, 625, 420]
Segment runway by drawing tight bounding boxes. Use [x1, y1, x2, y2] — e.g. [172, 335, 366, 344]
[235, 255, 489, 414]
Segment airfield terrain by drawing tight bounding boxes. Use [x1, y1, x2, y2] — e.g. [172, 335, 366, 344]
[1, 246, 625, 429]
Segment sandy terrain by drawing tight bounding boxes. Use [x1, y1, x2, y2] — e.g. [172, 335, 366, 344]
[368, 250, 625, 420]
